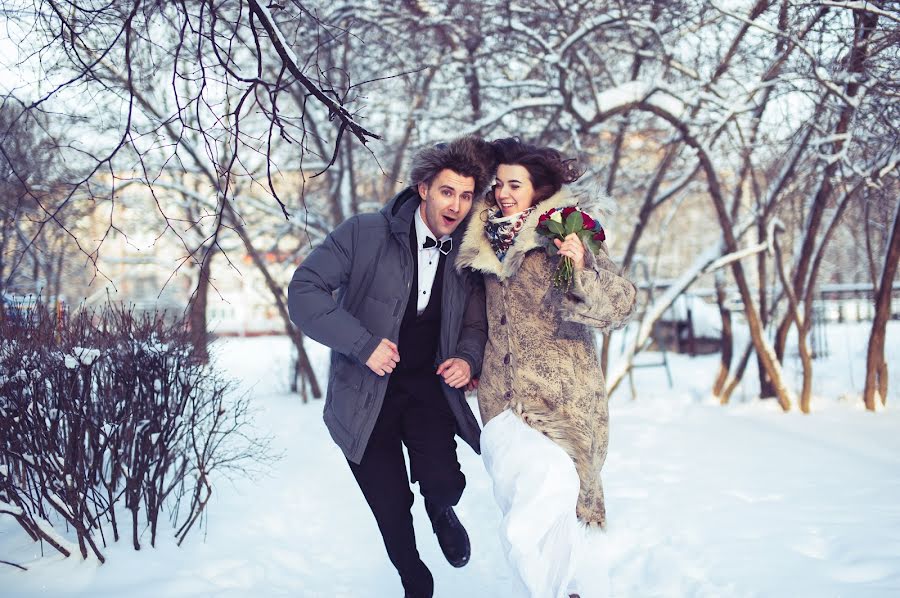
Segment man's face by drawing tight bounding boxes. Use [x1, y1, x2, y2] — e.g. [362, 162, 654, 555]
[417, 168, 475, 238]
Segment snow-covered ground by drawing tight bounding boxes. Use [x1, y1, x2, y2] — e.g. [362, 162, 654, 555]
[1, 322, 899, 597]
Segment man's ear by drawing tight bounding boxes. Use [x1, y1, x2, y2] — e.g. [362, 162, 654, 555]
[417, 182, 428, 200]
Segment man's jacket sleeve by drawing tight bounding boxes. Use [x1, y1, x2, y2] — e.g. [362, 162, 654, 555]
[453, 273, 487, 377]
[288, 218, 381, 365]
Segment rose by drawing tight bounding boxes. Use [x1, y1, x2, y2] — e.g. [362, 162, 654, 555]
[581, 212, 595, 229]
[593, 230, 606, 242]
[539, 208, 555, 223]
[561, 206, 577, 218]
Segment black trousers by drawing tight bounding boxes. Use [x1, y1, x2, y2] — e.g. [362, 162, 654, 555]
[348, 370, 465, 597]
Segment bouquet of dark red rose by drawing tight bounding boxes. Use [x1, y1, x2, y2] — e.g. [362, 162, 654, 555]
[536, 205, 606, 291]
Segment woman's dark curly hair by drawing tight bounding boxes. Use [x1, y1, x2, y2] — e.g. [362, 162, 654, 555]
[487, 137, 582, 205]
[488, 137, 582, 206]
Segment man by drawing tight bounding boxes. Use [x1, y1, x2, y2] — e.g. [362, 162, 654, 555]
[288, 136, 491, 598]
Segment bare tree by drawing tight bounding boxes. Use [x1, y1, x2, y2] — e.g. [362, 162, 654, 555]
[0, 98, 87, 300]
[4, 0, 898, 411]
[863, 190, 900, 409]
[1, 0, 381, 277]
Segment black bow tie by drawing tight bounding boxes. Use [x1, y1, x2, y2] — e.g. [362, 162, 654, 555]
[422, 236, 452, 255]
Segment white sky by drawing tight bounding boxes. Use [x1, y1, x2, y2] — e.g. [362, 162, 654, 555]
[0, 19, 36, 97]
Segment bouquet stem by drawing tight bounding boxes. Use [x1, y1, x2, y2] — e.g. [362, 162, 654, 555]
[552, 256, 574, 292]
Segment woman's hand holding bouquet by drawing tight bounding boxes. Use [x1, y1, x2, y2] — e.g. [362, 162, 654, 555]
[536, 206, 605, 292]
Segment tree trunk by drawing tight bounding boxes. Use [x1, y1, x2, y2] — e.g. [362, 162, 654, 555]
[599, 333, 611, 379]
[774, 228, 813, 412]
[863, 199, 900, 410]
[720, 341, 755, 405]
[719, 211, 792, 412]
[222, 202, 322, 398]
[712, 272, 733, 397]
[187, 248, 214, 364]
[756, 222, 776, 398]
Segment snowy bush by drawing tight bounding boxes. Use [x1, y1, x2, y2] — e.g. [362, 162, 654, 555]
[0, 302, 269, 565]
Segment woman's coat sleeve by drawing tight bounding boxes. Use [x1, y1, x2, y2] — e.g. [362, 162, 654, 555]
[560, 240, 637, 331]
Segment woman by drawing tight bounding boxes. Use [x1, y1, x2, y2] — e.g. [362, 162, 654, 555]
[456, 138, 637, 597]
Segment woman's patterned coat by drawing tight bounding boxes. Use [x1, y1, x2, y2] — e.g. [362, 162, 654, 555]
[456, 191, 637, 526]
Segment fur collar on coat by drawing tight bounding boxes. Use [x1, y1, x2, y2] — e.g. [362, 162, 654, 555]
[456, 191, 576, 278]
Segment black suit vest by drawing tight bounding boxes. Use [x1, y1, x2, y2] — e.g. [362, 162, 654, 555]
[395, 221, 445, 373]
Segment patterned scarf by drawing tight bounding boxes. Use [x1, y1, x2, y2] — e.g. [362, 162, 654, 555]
[485, 207, 535, 262]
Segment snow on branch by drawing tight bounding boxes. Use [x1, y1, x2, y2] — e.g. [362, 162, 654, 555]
[509, 20, 553, 53]
[813, 68, 865, 108]
[874, 151, 900, 183]
[607, 217, 762, 395]
[607, 243, 721, 395]
[577, 81, 691, 127]
[30, 516, 79, 558]
[557, 12, 627, 56]
[0, 500, 24, 517]
[461, 96, 565, 135]
[460, 79, 690, 136]
[247, 0, 380, 151]
[705, 238, 771, 271]
[710, 1, 824, 72]
[819, 1, 900, 23]
[603, 42, 701, 80]
[813, 131, 853, 165]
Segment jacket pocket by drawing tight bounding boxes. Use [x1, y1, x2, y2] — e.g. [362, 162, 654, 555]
[329, 364, 370, 435]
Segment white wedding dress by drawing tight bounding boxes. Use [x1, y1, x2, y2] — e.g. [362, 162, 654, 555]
[481, 409, 611, 598]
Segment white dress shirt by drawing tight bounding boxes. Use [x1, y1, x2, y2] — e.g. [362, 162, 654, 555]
[414, 207, 449, 316]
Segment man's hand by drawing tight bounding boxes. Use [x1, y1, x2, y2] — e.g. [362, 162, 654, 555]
[366, 338, 400, 376]
[436, 357, 472, 389]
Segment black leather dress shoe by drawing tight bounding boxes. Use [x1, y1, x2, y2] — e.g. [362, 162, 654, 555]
[425, 502, 470, 568]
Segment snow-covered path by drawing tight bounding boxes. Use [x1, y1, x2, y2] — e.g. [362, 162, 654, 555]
[2, 323, 899, 597]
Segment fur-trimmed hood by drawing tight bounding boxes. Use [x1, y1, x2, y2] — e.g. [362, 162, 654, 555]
[456, 190, 577, 280]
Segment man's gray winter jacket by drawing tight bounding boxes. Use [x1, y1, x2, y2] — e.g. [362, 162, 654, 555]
[288, 188, 487, 463]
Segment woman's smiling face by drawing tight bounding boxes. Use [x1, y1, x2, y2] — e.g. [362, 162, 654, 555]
[494, 164, 536, 217]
